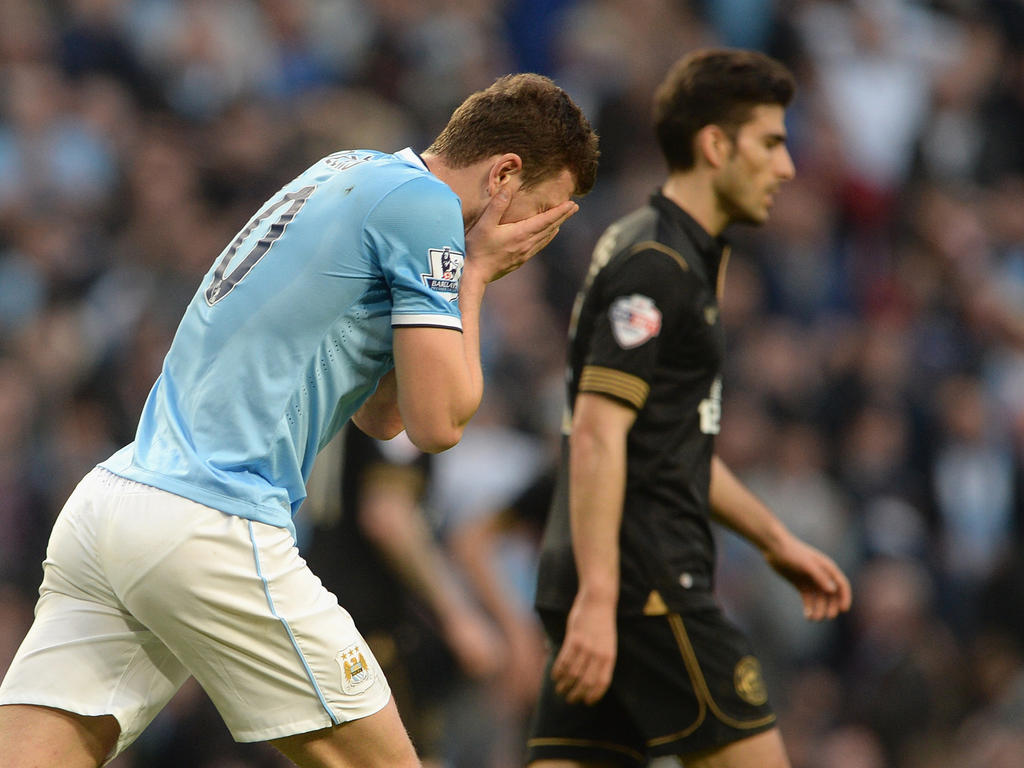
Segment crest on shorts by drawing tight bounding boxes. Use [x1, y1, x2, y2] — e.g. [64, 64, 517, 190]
[422, 247, 464, 302]
[609, 294, 662, 349]
[734, 656, 768, 706]
[337, 644, 374, 694]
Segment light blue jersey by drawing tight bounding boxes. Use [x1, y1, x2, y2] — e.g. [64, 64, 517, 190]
[102, 149, 465, 536]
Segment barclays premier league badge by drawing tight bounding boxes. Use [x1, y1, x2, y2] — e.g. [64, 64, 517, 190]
[609, 294, 662, 349]
[422, 247, 464, 302]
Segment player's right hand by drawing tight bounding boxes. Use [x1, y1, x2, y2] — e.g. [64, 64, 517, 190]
[550, 594, 616, 705]
[464, 189, 577, 284]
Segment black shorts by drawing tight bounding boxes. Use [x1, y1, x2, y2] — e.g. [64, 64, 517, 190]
[526, 606, 777, 766]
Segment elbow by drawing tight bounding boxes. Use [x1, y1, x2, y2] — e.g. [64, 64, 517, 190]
[405, 422, 465, 454]
[352, 414, 405, 441]
[371, 420, 406, 441]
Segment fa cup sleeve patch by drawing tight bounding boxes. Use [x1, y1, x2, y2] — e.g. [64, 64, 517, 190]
[609, 294, 662, 349]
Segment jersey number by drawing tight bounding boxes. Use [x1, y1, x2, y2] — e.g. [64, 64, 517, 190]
[698, 377, 722, 435]
[205, 185, 316, 305]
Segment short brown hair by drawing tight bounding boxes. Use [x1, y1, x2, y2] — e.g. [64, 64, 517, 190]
[654, 49, 795, 171]
[427, 73, 599, 195]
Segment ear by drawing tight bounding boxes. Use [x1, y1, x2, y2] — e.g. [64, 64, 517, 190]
[695, 125, 732, 170]
[486, 153, 523, 196]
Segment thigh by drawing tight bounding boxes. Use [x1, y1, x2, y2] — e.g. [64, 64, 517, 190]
[525, 613, 647, 768]
[107, 493, 392, 744]
[270, 696, 419, 768]
[0, 704, 121, 768]
[0, 472, 189, 760]
[683, 727, 789, 768]
[627, 610, 776, 759]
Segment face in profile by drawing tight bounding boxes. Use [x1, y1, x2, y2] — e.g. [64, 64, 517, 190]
[714, 104, 796, 225]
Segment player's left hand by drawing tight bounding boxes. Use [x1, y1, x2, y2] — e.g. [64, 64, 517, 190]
[764, 533, 852, 621]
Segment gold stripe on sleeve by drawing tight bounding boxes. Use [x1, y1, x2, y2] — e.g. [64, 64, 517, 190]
[627, 240, 690, 273]
[579, 365, 650, 410]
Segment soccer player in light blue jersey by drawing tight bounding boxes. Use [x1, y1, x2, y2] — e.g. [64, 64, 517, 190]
[0, 73, 598, 768]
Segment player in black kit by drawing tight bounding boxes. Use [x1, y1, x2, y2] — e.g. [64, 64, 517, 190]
[526, 49, 852, 768]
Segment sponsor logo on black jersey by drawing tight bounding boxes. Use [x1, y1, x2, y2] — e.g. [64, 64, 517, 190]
[609, 293, 662, 349]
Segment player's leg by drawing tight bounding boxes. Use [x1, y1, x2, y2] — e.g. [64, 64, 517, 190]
[524, 612, 649, 768]
[0, 704, 120, 768]
[650, 610, 785, 768]
[682, 727, 789, 768]
[269, 696, 419, 768]
[0, 471, 191, 766]
[116, 499, 413, 762]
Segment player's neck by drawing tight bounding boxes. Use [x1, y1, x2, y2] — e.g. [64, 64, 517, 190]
[420, 151, 490, 231]
[661, 172, 728, 237]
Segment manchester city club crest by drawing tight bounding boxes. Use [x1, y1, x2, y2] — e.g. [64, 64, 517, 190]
[337, 644, 374, 695]
[421, 247, 464, 303]
[609, 293, 662, 349]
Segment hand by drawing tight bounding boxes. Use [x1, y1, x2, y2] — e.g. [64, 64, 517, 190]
[464, 189, 578, 284]
[764, 532, 852, 621]
[550, 594, 616, 705]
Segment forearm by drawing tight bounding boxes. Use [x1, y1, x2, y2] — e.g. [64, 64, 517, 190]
[392, 271, 488, 452]
[569, 421, 626, 605]
[709, 455, 788, 554]
[454, 267, 487, 422]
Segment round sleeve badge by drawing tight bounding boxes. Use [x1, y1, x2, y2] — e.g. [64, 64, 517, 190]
[609, 294, 662, 349]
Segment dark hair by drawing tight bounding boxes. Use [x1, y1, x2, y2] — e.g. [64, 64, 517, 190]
[654, 48, 795, 171]
[427, 73, 599, 195]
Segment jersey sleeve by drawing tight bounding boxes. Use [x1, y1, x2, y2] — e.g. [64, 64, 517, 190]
[365, 176, 466, 331]
[580, 245, 696, 410]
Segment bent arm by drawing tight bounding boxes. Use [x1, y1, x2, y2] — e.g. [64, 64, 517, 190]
[708, 454, 787, 553]
[391, 267, 486, 453]
[351, 369, 403, 440]
[710, 455, 852, 619]
[391, 191, 577, 453]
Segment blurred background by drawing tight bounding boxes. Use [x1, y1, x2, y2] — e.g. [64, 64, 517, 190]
[1, 0, 1023, 766]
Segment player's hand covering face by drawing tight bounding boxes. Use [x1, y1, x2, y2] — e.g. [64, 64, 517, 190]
[464, 169, 578, 284]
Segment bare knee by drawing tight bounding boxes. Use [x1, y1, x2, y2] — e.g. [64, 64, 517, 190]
[0, 703, 121, 768]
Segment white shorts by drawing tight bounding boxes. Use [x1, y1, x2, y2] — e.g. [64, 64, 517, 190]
[0, 468, 391, 761]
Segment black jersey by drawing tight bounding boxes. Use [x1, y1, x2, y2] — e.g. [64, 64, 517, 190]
[535, 192, 728, 615]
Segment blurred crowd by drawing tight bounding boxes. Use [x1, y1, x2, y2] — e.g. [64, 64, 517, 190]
[1, 0, 1023, 766]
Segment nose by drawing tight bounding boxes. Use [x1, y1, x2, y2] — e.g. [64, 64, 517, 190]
[777, 147, 796, 181]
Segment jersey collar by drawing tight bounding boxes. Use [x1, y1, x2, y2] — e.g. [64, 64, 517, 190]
[649, 190, 728, 279]
[395, 147, 428, 171]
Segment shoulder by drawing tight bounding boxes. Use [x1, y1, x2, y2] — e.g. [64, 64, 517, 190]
[367, 172, 461, 230]
[598, 211, 694, 290]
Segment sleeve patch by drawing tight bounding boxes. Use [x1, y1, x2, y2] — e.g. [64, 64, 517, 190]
[421, 247, 464, 302]
[609, 294, 662, 349]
